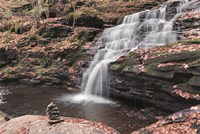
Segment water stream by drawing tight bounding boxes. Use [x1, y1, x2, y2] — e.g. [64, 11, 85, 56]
[75, 0, 191, 103]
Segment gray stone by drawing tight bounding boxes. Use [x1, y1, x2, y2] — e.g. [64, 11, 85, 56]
[46, 102, 63, 124]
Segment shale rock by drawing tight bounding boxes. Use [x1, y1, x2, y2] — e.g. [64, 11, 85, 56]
[132, 105, 200, 134]
[109, 39, 200, 112]
[46, 102, 63, 124]
[0, 0, 168, 89]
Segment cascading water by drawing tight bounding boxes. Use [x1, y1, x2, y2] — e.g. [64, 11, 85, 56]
[0, 87, 10, 105]
[72, 0, 192, 103]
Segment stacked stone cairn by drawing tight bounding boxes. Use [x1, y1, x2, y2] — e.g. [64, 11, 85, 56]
[46, 102, 64, 124]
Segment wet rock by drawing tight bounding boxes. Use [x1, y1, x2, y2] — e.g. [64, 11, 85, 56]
[164, 0, 182, 21]
[109, 40, 200, 112]
[132, 105, 200, 134]
[173, 0, 200, 40]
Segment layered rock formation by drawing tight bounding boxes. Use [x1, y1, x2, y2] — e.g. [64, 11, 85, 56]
[109, 0, 200, 112]
[0, 0, 167, 89]
[132, 105, 200, 134]
[110, 38, 200, 112]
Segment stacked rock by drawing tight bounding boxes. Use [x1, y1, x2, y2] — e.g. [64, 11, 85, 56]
[46, 102, 63, 124]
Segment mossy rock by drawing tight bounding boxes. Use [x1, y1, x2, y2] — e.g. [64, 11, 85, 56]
[180, 38, 200, 45]
[188, 76, 200, 87]
[110, 64, 121, 71]
[176, 83, 200, 94]
[122, 66, 133, 73]
[68, 7, 104, 28]
[146, 50, 200, 65]
[145, 64, 174, 79]
[3, 68, 13, 74]
[64, 46, 86, 67]
[110, 58, 139, 72]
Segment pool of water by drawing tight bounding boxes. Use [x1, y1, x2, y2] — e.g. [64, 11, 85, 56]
[0, 86, 169, 134]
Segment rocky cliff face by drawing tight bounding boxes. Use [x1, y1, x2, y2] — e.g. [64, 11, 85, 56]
[110, 39, 200, 112]
[0, 0, 167, 89]
[109, 0, 200, 112]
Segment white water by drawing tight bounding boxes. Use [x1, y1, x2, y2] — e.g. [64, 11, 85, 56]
[0, 87, 10, 105]
[72, 0, 192, 103]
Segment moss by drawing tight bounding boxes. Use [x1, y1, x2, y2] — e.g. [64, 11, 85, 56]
[122, 66, 133, 73]
[29, 35, 42, 41]
[176, 83, 200, 94]
[70, 10, 81, 20]
[28, 34, 47, 45]
[110, 64, 122, 71]
[34, 65, 43, 70]
[64, 46, 86, 67]
[145, 64, 174, 79]
[149, 41, 189, 58]
[146, 50, 200, 65]
[69, 7, 98, 20]
[3, 12, 12, 18]
[6, 18, 31, 34]
[110, 59, 134, 71]
[81, 7, 98, 17]
[179, 38, 200, 45]
[3, 68, 13, 74]
[35, 68, 45, 75]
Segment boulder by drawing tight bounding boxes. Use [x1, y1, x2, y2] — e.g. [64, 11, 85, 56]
[38, 24, 72, 38]
[0, 115, 119, 134]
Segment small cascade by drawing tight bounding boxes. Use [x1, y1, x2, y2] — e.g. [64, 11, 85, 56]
[0, 87, 10, 105]
[74, 0, 192, 103]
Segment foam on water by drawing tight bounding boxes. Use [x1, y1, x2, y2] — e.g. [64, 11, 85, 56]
[58, 94, 115, 104]
[0, 87, 10, 105]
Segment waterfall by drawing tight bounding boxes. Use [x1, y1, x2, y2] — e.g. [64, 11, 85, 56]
[73, 0, 192, 103]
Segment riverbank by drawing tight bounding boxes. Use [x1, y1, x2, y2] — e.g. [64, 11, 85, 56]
[0, 104, 199, 134]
